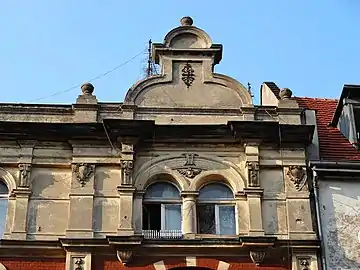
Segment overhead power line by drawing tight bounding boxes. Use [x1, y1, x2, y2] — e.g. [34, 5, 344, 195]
[26, 51, 145, 103]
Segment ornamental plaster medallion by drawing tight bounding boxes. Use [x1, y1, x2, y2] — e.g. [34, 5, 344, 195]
[181, 62, 195, 88]
[298, 258, 310, 270]
[73, 163, 95, 187]
[286, 165, 307, 191]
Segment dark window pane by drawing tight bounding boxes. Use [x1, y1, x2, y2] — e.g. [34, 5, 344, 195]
[144, 182, 180, 200]
[0, 182, 8, 195]
[198, 204, 215, 234]
[164, 204, 181, 230]
[219, 205, 236, 235]
[199, 183, 233, 200]
[143, 204, 161, 230]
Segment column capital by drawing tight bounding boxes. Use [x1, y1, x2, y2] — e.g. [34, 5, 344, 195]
[181, 191, 199, 198]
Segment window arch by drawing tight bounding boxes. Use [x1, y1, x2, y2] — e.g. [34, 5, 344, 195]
[143, 182, 182, 232]
[0, 180, 9, 238]
[197, 183, 236, 235]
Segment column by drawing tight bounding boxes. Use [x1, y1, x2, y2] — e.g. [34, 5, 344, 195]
[117, 186, 135, 236]
[11, 189, 31, 240]
[66, 163, 95, 238]
[181, 191, 198, 236]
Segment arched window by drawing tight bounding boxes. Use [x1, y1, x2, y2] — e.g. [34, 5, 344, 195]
[143, 182, 182, 232]
[0, 181, 9, 238]
[197, 183, 236, 235]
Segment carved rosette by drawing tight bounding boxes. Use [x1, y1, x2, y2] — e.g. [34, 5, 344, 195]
[181, 62, 195, 88]
[117, 250, 132, 265]
[18, 163, 32, 188]
[121, 160, 134, 185]
[298, 258, 310, 270]
[287, 165, 307, 191]
[73, 163, 95, 187]
[246, 161, 260, 187]
[249, 250, 266, 265]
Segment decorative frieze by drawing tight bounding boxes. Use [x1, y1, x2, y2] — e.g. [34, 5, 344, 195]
[246, 161, 260, 187]
[249, 250, 266, 265]
[286, 165, 307, 191]
[117, 250, 133, 265]
[181, 62, 195, 88]
[18, 163, 32, 188]
[121, 160, 134, 185]
[73, 163, 95, 187]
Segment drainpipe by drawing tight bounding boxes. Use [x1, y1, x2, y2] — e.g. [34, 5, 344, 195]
[311, 167, 327, 270]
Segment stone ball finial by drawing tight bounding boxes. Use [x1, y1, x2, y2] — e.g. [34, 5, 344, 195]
[180, 16, 193, 26]
[279, 88, 293, 100]
[81, 82, 94, 95]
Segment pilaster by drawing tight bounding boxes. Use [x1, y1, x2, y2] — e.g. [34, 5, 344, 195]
[117, 186, 136, 236]
[11, 188, 31, 240]
[133, 191, 144, 234]
[66, 163, 95, 238]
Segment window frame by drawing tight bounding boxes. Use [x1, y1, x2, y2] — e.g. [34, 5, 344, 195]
[0, 180, 9, 238]
[143, 181, 182, 231]
[197, 182, 237, 235]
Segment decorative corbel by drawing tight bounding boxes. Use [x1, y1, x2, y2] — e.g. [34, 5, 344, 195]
[249, 250, 266, 266]
[117, 250, 133, 265]
[73, 163, 95, 187]
[18, 163, 32, 188]
[121, 160, 134, 185]
[246, 161, 260, 187]
[286, 165, 307, 191]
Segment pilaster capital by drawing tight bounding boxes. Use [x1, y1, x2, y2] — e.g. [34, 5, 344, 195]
[243, 188, 263, 197]
[12, 188, 31, 198]
[117, 186, 136, 195]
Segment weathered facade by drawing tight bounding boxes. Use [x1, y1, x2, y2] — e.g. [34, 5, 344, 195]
[296, 85, 360, 270]
[0, 17, 319, 270]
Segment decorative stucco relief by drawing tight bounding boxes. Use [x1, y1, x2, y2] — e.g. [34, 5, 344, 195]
[249, 250, 266, 265]
[297, 258, 310, 270]
[286, 165, 307, 191]
[73, 163, 95, 187]
[181, 62, 195, 88]
[18, 163, 32, 188]
[246, 161, 259, 187]
[117, 250, 132, 265]
[121, 160, 134, 185]
[176, 153, 204, 179]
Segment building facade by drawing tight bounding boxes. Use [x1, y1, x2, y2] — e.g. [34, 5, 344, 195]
[0, 17, 319, 270]
[296, 85, 360, 270]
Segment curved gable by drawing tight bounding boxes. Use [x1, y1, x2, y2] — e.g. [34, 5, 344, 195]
[124, 17, 253, 109]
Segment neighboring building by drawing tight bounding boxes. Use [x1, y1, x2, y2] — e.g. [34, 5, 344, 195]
[294, 85, 360, 270]
[0, 17, 319, 270]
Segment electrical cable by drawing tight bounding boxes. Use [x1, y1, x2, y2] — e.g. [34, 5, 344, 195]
[26, 51, 145, 103]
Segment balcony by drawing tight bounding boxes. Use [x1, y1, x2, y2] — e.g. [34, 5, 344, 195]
[142, 230, 183, 239]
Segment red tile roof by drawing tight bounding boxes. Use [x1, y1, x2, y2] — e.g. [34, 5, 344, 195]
[295, 97, 360, 161]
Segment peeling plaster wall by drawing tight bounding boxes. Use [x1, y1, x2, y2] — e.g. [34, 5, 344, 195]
[319, 181, 360, 269]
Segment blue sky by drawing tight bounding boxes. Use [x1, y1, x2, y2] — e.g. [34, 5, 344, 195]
[0, 0, 359, 105]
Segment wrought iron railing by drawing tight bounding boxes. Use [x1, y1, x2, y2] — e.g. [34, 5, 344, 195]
[142, 230, 182, 239]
